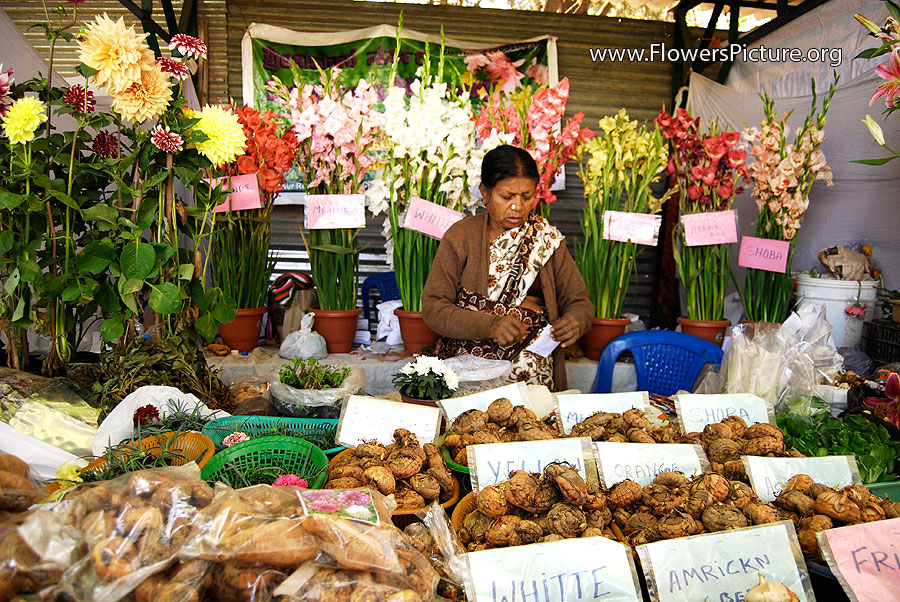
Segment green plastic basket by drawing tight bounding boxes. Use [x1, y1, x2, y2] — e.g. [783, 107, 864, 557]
[200, 436, 329, 488]
[202, 416, 343, 455]
[867, 480, 900, 500]
[441, 444, 470, 475]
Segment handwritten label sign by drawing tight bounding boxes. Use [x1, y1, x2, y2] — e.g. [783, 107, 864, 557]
[304, 194, 366, 229]
[465, 536, 642, 602]
[603, 211, 662, 246]
[212, 174, 263, 212]
[467, 438, 597, 492]
[636, 522, 814, 602]
[817, 517, 900, 602]
[743, 455, 861, 502]
[594, 442, 708, 487]
[674, 393, 772, 434]
[682, 210, 738, 246]
[554, 392, 648, 435]
[437, 383, 527, 425]
[402, 196, 463, 239]
[336, 395, 441, 447]
[738, 236, 791, 273]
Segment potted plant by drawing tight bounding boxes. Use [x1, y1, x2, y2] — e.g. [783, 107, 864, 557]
[269, 68, 379, 353]
[575, 110, 673, 360]
[269, 356, 364, 418]
[365, 35, 483, 353]
[657, 109, 748, 346]
[212, 105, 298, 351]
[392, 355, 459, 406]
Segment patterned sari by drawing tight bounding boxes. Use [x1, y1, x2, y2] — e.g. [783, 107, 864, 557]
[438, 214, 564, 387]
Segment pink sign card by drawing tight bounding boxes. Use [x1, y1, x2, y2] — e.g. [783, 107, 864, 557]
[212, 174, 263, 213]
[818, 517, 900, 601]
[682, 210, 738, 246]
[738, 236, 791, 273]
[602, 211, 661, 246]
[304, 194, 366, 229]
[402, 196, 464, 239]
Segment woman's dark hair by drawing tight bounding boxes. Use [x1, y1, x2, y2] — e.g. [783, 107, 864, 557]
[481, 145, 539, 189]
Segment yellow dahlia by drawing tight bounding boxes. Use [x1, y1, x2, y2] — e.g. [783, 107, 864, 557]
[190, 105, 247, 167]
[109, 64, 173, 123]
[2, 97, 47, 145]
[78, 14, 154, 93]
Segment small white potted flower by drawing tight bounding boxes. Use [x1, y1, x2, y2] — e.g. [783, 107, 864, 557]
[392, 356, 459, 406]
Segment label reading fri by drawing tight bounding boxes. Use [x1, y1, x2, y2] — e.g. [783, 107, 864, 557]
[465, 536, 643, 602]
[743, 455, 861, 503]
[554, 392, 648, 435]
[436, 382, 527, 425]
[336, 395, 441, 447]
[817, 517, 900, 602]
[304, 194, 366, 229]
[467, 438, 597, 493]
[682, 210, 738, 246]
[738, 236, 791, 273]
[211, 174, 263, 212]
[602, 211, 662, 246]
[636, 522, 814, 602]
[674, 393, 772, 434]
[594, 442, 708, 488]
[402, 196, 463, 240]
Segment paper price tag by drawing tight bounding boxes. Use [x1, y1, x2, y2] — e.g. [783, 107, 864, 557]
[554, 392, 648, 435]
[465, 537, 643, 602]
[304, 194, 366, 229]
[674, 393, 772, 434]
[211, 174, 263, 212]
[526, 324, 560, 358]
[593, 442, 708, 487]
[467, 438, 598, 493]
[817, 517, 900, 602]
[436, 383, 527, 425]
[743, 455, 861, 502]
[738, 236, 791, 273]
[602, 211, 661, 246]
[682, 210, 738, 246]
[401, 196, 464, 239]
[336, 395, 441, 447]
[636, 522, 815, 602]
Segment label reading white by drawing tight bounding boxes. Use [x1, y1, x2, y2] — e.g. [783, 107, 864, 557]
[468, 438, 597, 492]
[555, 392, 648, 435]
[743, 455, 861, 502]
[466, 537, 642, 602]
[336, 395, 441, 447]
[437, 382, 527, 424]
[593, 442, 708, 487]
[674, 393, 772, 433]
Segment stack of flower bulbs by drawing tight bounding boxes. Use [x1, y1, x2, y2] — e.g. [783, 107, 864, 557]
[567, 408, 678, 444]
[690, 417, 803, 481]
[326, 429, 456, 509]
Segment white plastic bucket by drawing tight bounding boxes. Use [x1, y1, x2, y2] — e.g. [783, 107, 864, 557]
[794, 274, 878, 348]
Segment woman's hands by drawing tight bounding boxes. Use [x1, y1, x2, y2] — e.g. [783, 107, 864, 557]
[551, 314, 582, 348]
[488, 316, 527, 346]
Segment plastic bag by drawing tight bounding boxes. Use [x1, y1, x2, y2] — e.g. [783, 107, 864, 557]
[279, 313, 327, 360]
[0, 422, 80, 482]
[269, 366, 366, 418]
[375, 299, 404, 346]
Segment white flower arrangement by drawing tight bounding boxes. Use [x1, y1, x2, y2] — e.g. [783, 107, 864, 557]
[393, 356, 459, 400]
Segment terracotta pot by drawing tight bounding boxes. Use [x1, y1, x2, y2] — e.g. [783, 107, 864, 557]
[581, 317, 630, 361]
[399, 392, 439, 408]
[394, 309, 439, 354]
[678, 317, 731, 347]
[310, 307, 362, 354]
[219, 307, 267, 352]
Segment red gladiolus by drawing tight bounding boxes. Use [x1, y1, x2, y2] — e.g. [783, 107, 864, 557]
[717, 184, 733, 200]
[703, 137, 726, 163]
[727, 149, 746, 166]
[721, 131, 741, 147]
[687, 185, 702, 200]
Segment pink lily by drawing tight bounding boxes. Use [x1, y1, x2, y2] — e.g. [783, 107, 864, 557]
[870, 48, 900, 107]
[865, 372, 900, 427]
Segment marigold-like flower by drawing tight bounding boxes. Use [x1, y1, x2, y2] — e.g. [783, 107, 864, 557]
[168, 33, 207, 60]
[78, 14, 155, 93]
[150, 124, 183, 153]
[92, 130, 119, 159]
[273, 474, 309, 487]
[2, 97, 47, 145]
[189, 105, 247, 167]
[133, 404, 160, 426]
[156, 57, 190, 81]
[63, 84, 96, 113]
[0, 65, 13, 118]
[109, 64, 173, 123]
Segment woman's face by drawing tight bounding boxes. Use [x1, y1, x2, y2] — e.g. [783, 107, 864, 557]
[481, 177, 537, 231]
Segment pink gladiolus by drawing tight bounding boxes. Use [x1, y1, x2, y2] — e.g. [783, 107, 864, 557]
[485, 51, 526, 94]
[870, 48, 900, 107]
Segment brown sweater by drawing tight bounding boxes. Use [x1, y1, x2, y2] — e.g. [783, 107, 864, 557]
[421, 212, 593, 390]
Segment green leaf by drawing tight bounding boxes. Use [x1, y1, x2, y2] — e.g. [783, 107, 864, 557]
[18, 259, 42, 284]
[178, 263, 195, 281]
[120, 242, 155, 280]
[100, 316, 125, 341]
[148, 282, 181, 314]
[77, 241, 116, 274]
[0, 188, 26, 210]
[11, 298, 25, 323]
[75, 63, 97, 78]
[118, 277, 144, 296]
[4, 268, 20, 295]
[194, 312, 218, 342]
[46, 188, 80, 210]
[142, 169, 169, 191]
[61, 283, 82, 302]
[0, 231, 14, 255]
[210, 289, 236, 323]
[309, 244, 358, 255]
[81, 204, 119, 225]
[851, 156, 896, 166]
[96, 281, 118, 314]
[151, 243, 176, 266]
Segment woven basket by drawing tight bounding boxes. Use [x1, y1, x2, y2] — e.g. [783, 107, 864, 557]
[450, 492, 476, 533]
[85, 431, 215, 472]
[200, 436, 329, 488]
[202, 416, 343, 454]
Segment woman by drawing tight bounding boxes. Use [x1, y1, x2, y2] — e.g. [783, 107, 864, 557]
[422, 145, 592, 390]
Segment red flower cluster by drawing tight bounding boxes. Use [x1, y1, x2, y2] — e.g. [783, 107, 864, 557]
[92, 131, 119, 159]
[63, 84, 95, 113]
[132, 404, 160, 427]
[656, 108, 747, 211]
[230, 105, 299, 196]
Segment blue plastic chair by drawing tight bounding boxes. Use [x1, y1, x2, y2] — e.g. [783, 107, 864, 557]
[361, 272, 401, 320]
[593, 330, 724, 396]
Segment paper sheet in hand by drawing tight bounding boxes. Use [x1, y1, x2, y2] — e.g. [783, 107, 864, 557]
[337, 395, 441, 447]
[526, 325, 560, 357]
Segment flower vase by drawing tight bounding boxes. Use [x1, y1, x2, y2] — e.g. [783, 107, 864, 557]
[394, 309, 439, 354]
[581, 317, 630, 361]
[678, 317, 731, 347]
[219, 307, 267, 352]
[310, 308, 362, 354]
